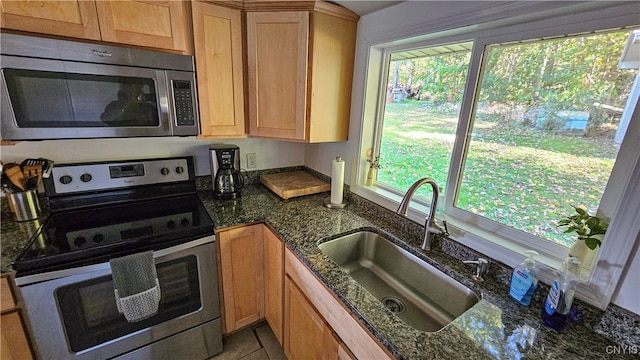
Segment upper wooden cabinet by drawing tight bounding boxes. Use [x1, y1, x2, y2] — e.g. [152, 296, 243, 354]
[94, 1, 190, 52]
[246, 6, 357, 142]
[0, 1, 101, 40]
[192, 1, 246, 138]
[0, 0, 191, 53]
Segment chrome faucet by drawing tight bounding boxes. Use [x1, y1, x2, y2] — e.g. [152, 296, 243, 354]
[396, 178, 448, 250]
[463, 258, 490, 281]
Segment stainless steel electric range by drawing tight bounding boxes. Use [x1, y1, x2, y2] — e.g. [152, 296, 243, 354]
[12, 157, 223, 360]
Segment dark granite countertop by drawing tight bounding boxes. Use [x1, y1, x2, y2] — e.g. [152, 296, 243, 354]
[1, 181, 636, 359]
[195, 184, 634, 360]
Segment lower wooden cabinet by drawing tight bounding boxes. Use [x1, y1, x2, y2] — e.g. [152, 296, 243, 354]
[285, 248, 392, 359]
[284, 275, 337, 360]
[218, 224, 389, 358]
[263, 225, 284, 344]
[1, 275, 34, 360]
[218, 225, 265, 333]
[218, 224, 284, 337]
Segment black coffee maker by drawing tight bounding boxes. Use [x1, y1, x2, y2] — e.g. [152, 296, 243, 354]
[210, 144, 244, 199]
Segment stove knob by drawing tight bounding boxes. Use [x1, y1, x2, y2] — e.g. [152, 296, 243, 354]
[180, 218, 190, 227]
[74, 236, 86, 247]
[160, 167, 170, 176]
[80, 173, 92, 183]
[175, 166, 184, 174]
[93, 234, 104, 243]
[59, 175, 73, 185]
[167, 220, 176, 229]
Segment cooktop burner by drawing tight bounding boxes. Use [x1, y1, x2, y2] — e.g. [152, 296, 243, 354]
[13, 194, 213, 274]
[13, 156, 216, 275]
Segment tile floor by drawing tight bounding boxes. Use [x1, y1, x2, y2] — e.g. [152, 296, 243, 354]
[211, 322, 286, 360]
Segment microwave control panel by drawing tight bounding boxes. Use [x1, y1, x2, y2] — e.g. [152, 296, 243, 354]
[173, 81, 195, 126]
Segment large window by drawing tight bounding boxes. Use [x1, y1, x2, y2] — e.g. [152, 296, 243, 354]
[378, 43, 471, 201]
[458, 31, 636, 248]
[373, 29, 638, 252]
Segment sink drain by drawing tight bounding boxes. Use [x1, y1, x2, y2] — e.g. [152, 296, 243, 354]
[382, 296, 406, 314]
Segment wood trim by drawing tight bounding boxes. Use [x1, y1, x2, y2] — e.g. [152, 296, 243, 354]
[243, 0, 358, 21]
[284, 248, 393, 359]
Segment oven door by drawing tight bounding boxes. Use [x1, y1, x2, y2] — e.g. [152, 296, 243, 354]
[0, 55, 173, 140]
[18, 237, 221, 360]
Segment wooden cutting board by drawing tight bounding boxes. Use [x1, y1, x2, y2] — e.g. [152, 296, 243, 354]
[260, 171, 330, 200]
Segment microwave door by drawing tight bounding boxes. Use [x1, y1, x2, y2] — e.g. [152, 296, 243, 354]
[0, 56, 170, 140]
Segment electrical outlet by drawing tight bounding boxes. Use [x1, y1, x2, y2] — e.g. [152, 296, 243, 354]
[246, 153, 257, 168]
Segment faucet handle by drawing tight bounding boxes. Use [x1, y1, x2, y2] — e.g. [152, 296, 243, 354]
[463, 258, 490, 281]
[442, 220, 449, 237]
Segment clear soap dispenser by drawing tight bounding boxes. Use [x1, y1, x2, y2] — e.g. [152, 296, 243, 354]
[509, 250, 539, 306]
[541, 256, 582, 331]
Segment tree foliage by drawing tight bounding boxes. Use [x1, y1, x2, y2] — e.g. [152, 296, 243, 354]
[390, 31, 637, 116]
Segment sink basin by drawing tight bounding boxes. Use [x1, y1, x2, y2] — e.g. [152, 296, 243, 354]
[318, 231, 479, 332]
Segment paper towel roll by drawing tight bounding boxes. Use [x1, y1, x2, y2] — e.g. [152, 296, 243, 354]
[330, 157, 345, 204]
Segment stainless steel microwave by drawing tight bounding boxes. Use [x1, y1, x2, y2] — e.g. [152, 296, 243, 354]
[0, 34, 199, 140]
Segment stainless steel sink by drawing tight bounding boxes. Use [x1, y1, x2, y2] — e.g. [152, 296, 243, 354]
[318, 231, 479, 332]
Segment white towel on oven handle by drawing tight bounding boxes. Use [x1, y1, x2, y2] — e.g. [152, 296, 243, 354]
[114, 278, 161, 322]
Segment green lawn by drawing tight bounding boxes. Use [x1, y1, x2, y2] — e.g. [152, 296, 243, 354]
[377, 101, 617, 247]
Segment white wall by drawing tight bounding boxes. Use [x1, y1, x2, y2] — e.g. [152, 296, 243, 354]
[0, 137, 306, 176]
[307, 1, 640, 314]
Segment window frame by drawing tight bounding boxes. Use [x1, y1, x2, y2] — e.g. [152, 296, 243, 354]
[353, 4, 640, 310]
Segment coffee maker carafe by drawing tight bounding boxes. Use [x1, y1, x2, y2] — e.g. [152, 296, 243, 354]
[210, 144, 244, 199]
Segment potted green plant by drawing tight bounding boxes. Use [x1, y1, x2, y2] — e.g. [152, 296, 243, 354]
[558, 205, 608, 265]
[365, 156, 383, 186]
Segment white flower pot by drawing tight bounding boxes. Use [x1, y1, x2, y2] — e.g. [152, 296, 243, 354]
[568, 239, 597, 270]
[365, 168, 376, 186]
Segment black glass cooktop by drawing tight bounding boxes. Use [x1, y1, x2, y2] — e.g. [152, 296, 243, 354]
[13, 195, 214, 274]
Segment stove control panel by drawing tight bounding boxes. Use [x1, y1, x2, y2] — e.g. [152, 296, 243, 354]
[49, 158, 191, 195]
[66, 213, 194, 251]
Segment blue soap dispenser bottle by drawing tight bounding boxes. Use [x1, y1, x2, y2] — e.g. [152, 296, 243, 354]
[509, 250, 539, 306]
[541, 256, 582, 331]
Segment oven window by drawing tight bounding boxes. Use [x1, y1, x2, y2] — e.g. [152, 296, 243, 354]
[3, 69, 160, 128]
[56, 255, 200, 352]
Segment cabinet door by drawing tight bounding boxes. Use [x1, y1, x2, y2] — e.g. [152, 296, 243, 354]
[0, 1, 101, 40]
[95, 0, 190, 53]
[218, 225, 264, 333]
[1, 275, 34, 360]
[1, 310, 33, 360]
[307, 12, 356, 143]
[284, 276, 337, 360]
[263, 226, 283, 344]
[246, 11, 309, 141]
[192, 1, 246, 138]
[335, 333, 357, 360]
